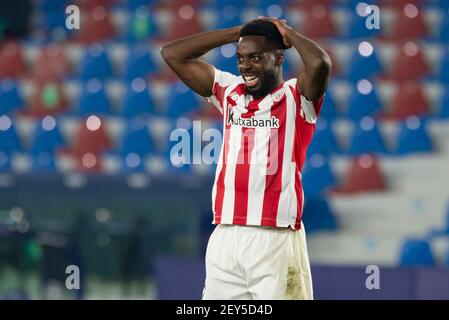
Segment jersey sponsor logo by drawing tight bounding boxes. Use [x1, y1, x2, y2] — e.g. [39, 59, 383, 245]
[227, 105, 280, 129]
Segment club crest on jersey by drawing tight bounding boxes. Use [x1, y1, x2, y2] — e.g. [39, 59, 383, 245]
[227, 105, 280, 129]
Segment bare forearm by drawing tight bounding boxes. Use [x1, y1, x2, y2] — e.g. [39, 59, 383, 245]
[285, 30, 331, 74]
[161, 27, 241, 62]
[285, 29, 331, 101]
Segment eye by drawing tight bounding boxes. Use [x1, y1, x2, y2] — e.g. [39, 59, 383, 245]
[237, 56, 243, 64]
[251, 56, 261, 62]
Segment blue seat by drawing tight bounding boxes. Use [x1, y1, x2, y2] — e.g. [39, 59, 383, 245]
[348, 116, 386, 155]
[77, 79, 111, 116]
[395, 116, 432, 155]
[120, 119, 154, 157]
[307, 117, 339, 156]
[320, 90, 337, 120]
[121, 78, 155, 117]
[302, 197, 338, 233]
[124, 46, 156, 81]
[437, 50, 449, 83]
[30, 117, 65, 156]
[120, 153, 147, 172]
[346, 44, 382, 82]
[0, 151, 11, 171]
[302, 154, 336, 197]
[31, 152, 57, 171]
[345, 0, 379, 7]
[165, 82, 200, 117]
[80, 44, 113, 81]
[345, 9, 381, 38]
[214, 48, 239, 75]
[212, 6, 242, 29]
[40, 10, 67, 31]
[124, 8, 157, 42]
[347, 80, 381, 120]
[0, 80, 23, 114]
[437, 85, 449, 118]
[437, 12, 449, 42]
[399, 238, 435, 266]
[126, 0, 157, 10]
[39, 0, 69, 11]
[0, 116, 21, 154]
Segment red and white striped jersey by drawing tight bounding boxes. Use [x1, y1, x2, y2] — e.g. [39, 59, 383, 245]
[206, 68, 324, 230]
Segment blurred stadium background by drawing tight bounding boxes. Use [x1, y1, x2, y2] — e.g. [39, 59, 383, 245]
[1, 0, 449, 299]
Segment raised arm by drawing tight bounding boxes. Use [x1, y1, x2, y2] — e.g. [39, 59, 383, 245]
[267, 18, 332, 102]
[160, 27, 241, 97]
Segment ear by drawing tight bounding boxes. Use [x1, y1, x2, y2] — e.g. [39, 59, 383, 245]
[275, 51, 285, 66]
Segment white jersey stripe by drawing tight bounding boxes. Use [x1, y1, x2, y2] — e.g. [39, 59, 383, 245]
[277, 83, 298, 226]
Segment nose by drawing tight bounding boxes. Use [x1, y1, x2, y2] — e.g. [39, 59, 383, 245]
[239, 59, 252, 73]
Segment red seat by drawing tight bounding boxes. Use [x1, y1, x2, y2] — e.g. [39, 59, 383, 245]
[163, 9, 203, 41]
[389, 82, 429, 119]
[34, 44, 70, 81]
[76, 7, 115, 44]
[288, 0, 335, 9]
[0, 42, 26, 79]
[380, 0, 422, 8]
[77, 0, 116, 10]
[300, 4, 337, 39]
[29, 81, 69, 117]
[72, 116, 111, 172]
[390, 42, 429, 81]
[337, 154, 387, 193]
[390, 5, 428, 40]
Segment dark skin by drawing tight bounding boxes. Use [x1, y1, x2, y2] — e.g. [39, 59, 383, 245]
[161, 17, 331, 102]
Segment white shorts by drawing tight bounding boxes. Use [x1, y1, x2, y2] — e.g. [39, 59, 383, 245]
[202, 222, 313, 300]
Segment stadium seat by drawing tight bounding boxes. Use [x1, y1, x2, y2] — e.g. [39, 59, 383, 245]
[77, 79, 111, 116]
[302, 154, 336, 197]
[337, 154, 386, 193]
[0, 80, 24, 114]
[346, 42, 382, 82]
[76, 7, 116, 43]
[399, 238, 435, 266]
[121, 78, 155, 117]
[31, 152, 57, 171]
[0, 42, 26, 80]
[347, 79, 382, 120]
[164, 82, 201, 117]
[30, 116, 65, 156]
[307, 117, 339, 156]
[437, 12, 449, 42]
[124, 6, 157, 42]
[77, 0, 116, 10]
[390, 4, 428, 40]
[79, 44, 114, 80]
[395, 116, 432, 155]
[163, 11, 204, 42]
[300, 4, 337, 39]
[72, 116, 111, 172]
[214, 50, 239, 76]
[345, 7, 381, 39]
[0, 151, 11, 171]
[34, 44, 70, 82]
[347, 116, 386, 155]
[120, 119, 154, 157]
[389, 82, 429, 119]
[0, 116, 21, 154]
[126, 0, 157, 10]
[302, 197, 338, 233]
[437, 85, 449, 118]
[124, 46, 157, 81]
[390, 42, 429, 81]
[320, 90, 338, 120]
[29, 81, 69, 117]
[212, 6, 242, 29]
[437, 49, 449, 83]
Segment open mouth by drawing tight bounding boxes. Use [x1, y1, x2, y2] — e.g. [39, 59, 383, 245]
[243, 75, 259, 87]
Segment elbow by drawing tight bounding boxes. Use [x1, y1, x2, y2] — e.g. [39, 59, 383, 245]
[312, 55, 332, 77]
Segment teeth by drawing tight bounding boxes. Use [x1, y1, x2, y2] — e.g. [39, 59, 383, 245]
[245, 76, 257, 81]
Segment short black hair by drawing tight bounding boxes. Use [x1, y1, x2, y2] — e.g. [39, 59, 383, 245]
[239, 19, 288, 50]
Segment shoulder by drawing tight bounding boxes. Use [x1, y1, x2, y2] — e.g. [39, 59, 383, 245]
[213, 67, 243, 88]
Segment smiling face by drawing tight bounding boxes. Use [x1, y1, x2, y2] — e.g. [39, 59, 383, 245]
[237, 35, 284, 99]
